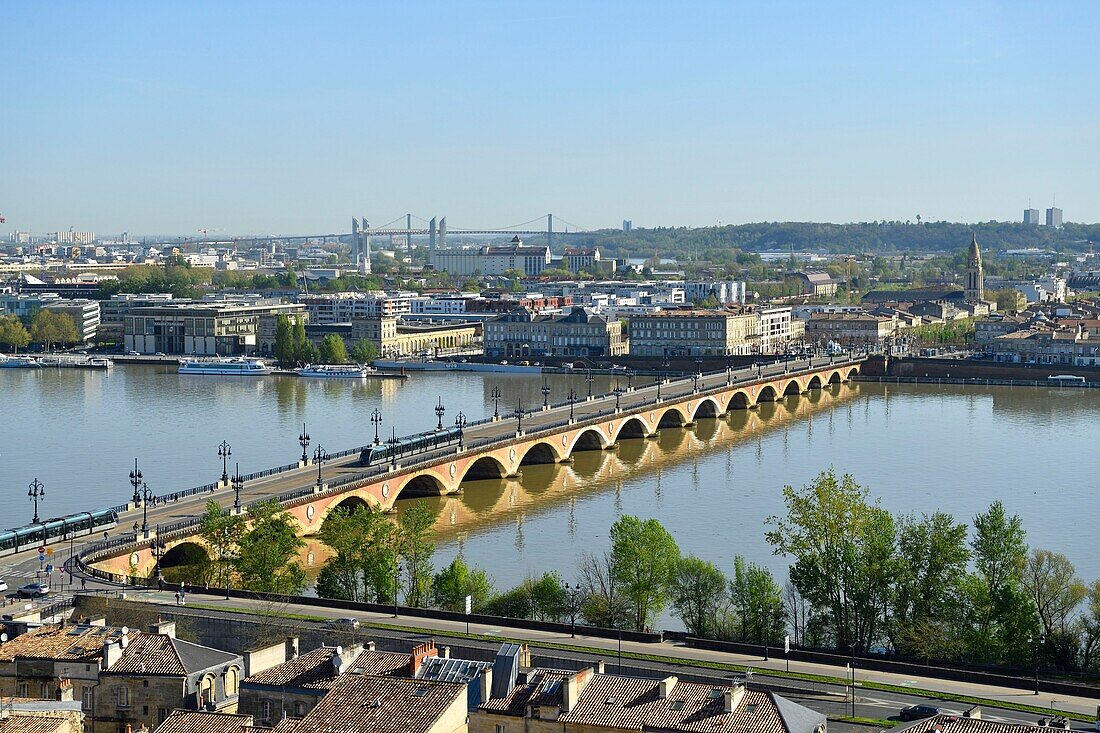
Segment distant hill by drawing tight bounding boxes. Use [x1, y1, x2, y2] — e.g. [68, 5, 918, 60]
[556, 221, 1100, 259]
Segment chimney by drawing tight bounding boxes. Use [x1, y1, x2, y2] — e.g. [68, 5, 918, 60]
[479, 667, 493, 702]
[148, 621, 176, 638]
[286, 637, 299, 660]
[442, 646, 450, 659]
[658, 676, 678, 699]
[331, 644, 364, 676]
[101, 639, 123, 670]
[963, 706, 981, 719]
[364, 640, 375, 652]
[410, 640, 438, 677]
[518, 644, 531, 668]
[562, 667, 594, 713]
[723, 683, 746, 713]
[595, 660, 605, 674]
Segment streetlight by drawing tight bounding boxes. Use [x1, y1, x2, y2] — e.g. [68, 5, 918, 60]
[454, 412, 467, 448]
[28, 478, 45, 524]
[217, 440, 232, 484]
[313, 445, 326, 487]
[512, 402, 524, 433]
[434, 397, 446, 431]
[567, 387, 577, 422]
[129, 458, 143, 505]
[232, 463, 244, 513]
[691, 372, 700, 393]
[298, 423, 310, 463]
[541, 378, 551, 409]
[222, 526, 232, 600]
[139, 481, 153, 535]
[585, 370, 594, 399]
[1032, 632, 1044, 695]
[614, 385, 624, 412]
[490, 386, 501, 419]
[370, 409, 382, 445]
[564, 582, 583, 637]
[387, 427, 399, 468]
[760, 604, 770, 661]
[392, 565, 402, 618]
[150, 536, 165, 579]
[627, 369, 634, 391]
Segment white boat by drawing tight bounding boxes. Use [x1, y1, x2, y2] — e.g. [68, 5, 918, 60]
[178, 357, 273, 376]
[296, 364, 371, 379]
[0, 355, 41, 369]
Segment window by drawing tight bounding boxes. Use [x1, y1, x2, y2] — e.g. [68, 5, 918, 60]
[158, 708, 170, 724]
[16, 682, 28, 698]
[260, 700, 272, 721]
[82, 686, 93, 710]
[495, 725, 506, 733]
[294, 702, 305, 717]
[117, 687, 130, 708]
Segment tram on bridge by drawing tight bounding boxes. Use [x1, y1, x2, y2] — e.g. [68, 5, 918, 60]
[0, 509, 120, 557]
[358, 426, 463, 467]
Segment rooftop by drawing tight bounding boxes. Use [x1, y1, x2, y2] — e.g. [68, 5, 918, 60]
[285, 675, 465, 733]
[153, 711, 257, 733]
[894, 713, 1040, 733]
[0, 625, 128, 663]
[109, 633, 240, 676]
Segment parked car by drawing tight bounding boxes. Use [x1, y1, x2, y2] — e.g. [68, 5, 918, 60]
[899, 705, 940, 721]
[327, 617, 360, 629]
[0, 580, 8, 593]
[16, 582, 49, 598]
[127, 350, 140, 356]
[154, 352, 166, 357]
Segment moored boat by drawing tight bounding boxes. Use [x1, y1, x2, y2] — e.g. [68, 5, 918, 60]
[296, 364, 371, 378]
[178, 357, 273, 376]
[0, 355, 42, 369]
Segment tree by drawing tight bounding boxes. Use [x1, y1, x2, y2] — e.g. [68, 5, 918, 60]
[669, 555, 727, 637]
[318, 334, 348, 364]
[765, 469, 894, 651]
[316, 504, 398, 603]
[274, 315, 294, 366]
[397, 502, 436, 607]
[30, 309, 79, 350]
[0, 315, 30, 352]
[527, 571, 568, 621]
[234, 500, 306, 595]
[577, 551, 631, 628]
[291, 318, 315, 364]
[967, 500, 1030, 662]
[197, 500, 246, 589]
[609, 515, 681, 630]
[728, 555, 785, 643]
[1022, 549, 1087, 667]
[432, 557, 494, 612]
[349, 339, 379, 363]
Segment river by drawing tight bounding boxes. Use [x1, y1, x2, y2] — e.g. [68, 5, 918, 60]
[3, 365, 1098, 611]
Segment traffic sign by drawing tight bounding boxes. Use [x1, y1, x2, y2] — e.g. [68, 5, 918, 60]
[38, 554, 45, 563]
[46, 548, 54, 556]
[37, 546, 46, 554]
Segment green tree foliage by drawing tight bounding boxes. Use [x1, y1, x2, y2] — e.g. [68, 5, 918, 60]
[397, 502, 436, 607]
[349, 339, 379, 363]
[315, 504, 397, 603]
[101, 264, 210, 298]
[30, 310, 80, 350]
[318, 334, 349, 364]
[431, 557, 494, 612]
[478, 572, 567, 621]
[197, 500, 246, 589]
[765, 469, 895, 651]
[577, 551, 631, 628]
[1023, 549, 1088, 668]
[0, 315, 30, 351]
[967, 500, 1031, 662]
[274, 316, 294, 366]
[291, 319, 316, 364]
[609, 515, 681, 630]
[727, 555, 785, 643]
[669, 555, 727, 637]
[233, 500, 306, 595]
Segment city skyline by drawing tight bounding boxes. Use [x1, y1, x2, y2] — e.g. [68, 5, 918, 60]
[2, 1, 1099, 234]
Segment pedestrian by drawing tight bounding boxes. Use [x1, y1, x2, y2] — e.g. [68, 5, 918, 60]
[81, 576, 86, 591]
[157, 577, 163, 591]
[175, 591, 181, 606]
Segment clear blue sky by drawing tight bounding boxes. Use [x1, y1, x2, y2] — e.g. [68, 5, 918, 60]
[2, 1, 1098, 235]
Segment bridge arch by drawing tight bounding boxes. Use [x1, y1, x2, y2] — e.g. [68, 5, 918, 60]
[757, 384, 779, 403]
[692, 398, 722, 420]
[396, 472, 449, 498]
[807, 375, 823, 390]
[460, 456, 508, 482]
[827, 370, 843, 384]
[520, 441, 561, 465]
[158, 541, 211, 583]
[614, 417, 649, 441]
[727, 390, 753, 410]
[570, 428, 609, 454]
[782, 379, 802, 397]
[657, 407, 689, 428]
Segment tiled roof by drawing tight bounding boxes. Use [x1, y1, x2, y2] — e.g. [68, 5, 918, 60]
[0, 625, 130, 662]
[0, 718, 69, 733]
[154, 711, 255, 733]
[894, 714, 1040, 733]
[479, 669, 571, 716]
[110, 634, 239, 676]
[291, 675, 464, 733]
[244, 647, 339, 689]
[346, 649, 411, 678]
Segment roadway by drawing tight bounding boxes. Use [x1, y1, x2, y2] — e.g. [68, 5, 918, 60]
[94, 587, 1100, 729]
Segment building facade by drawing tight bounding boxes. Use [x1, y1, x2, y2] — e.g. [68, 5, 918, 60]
[483, 307, 626, 359]
[433, 239, 551, 277]
[124, 301, 307, 355]
[804, 312, 896, 347]
[629, 309, 759, 357]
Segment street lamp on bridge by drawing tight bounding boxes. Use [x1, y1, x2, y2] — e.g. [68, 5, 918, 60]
[387, 428, 399, 469]
[217, 440, 232, 484]
[129, 458, 143, 505]
[454, 412, 467, 449]
[541, 378, 551, 409]
[512, 402, 525, 433]
[691, 372, 700, 393]
[298, 424, 310, 463]
[232, 463, 244, 513]
[567, 388, 577, 422]
[139, 481, 153, 536]
[313, 446, 327, 487]
[490, 386, 501, 420]
[28, 478, 45, 524]
[370, 409, 382, 445]
[626, 369, 634, 391]
[585, 369, 594, 399]
[434, 397, 446, 431]
[614, 384, 624, 412]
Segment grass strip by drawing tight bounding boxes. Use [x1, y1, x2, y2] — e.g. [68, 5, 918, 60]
[176, 602, 1093, 722]
[831, 717, 898, 728]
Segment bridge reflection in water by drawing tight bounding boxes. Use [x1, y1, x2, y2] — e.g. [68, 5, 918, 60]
[295, 382, 859, 575]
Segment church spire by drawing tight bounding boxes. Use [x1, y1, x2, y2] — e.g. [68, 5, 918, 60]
[965, 232, 983, 302]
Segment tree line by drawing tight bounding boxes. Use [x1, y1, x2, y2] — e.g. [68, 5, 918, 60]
[0, 311, 81, 351]
[271, 314, 377, 366]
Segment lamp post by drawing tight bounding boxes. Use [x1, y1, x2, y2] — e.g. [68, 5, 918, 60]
[691, 372, 700, 394]
[387, 427, 399, 468]
[1032, 632, 1044, 695]
[392, 565, 402, 618]
[512, 402, 524, 433]
[567, 387, 577, 422]
[129, 458, 143, 505]
[232, 463, 244, 513]
[656, 375, 662, 401]
[217, 440, 232, 484]
[313, 445, 326, 487]
[454, 412, 467, 449]
[490, 386, 501, 419]
[150, 535, 165, 579]
[222, 526, 232, 600]
[627, 369, 634, 391]
[139, 481, 153, 536]
[298, 424, 310, 463]
[614, 385, 624, 412]
[564, 582, 583, 637]
[541, 378, 551, 409]
[760, 604, 770, 661]
[434, 397, 446, 431]
[370, 409, 382, 445]
[585, 369, 594, 399]
[28, 478, 45, 524]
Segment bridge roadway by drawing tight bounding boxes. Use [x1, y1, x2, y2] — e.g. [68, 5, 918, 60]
[2, 356, 862, 588]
